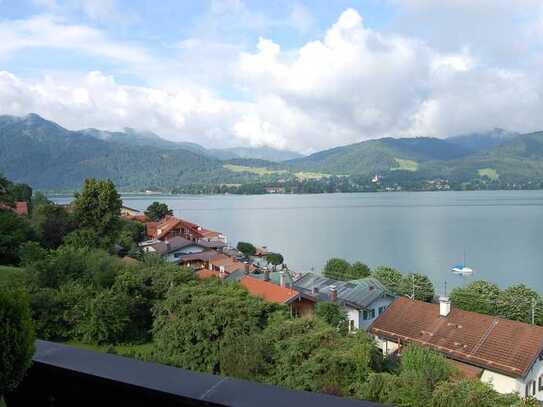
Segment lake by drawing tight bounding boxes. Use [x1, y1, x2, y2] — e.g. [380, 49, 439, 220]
[53, 191, 543, 293]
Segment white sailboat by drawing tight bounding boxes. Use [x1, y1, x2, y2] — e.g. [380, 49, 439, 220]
[451, 251, 474, 276]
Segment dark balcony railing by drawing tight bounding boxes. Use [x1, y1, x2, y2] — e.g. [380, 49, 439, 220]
[7, 340, 385, 407]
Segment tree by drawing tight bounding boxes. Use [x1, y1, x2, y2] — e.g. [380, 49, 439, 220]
[315, 302, 348, 334]
[0, 289, 35, 404]
[265, 252, 284, 271]
[496, 284, 543, 325]
[118, 219, 145, 256]
[260, 316, 383, 397]
[0, 209, 35, 265]
[351, 261, 371, 279]
[360, 344, 454, 407]
[76, 289, 133, 345]
[431, 378, 539, 407]
[450, 280, 501, 315]
[399, 273, 435, 302]
[152, 280, 276, 374]
[18, 241, 47, 266]
[237, 241, 256, 257]
[31, 199, 74, 249]
[72, 178, 122, 249]
[323, 258, 352, 280]
[144, 202, 173, 222]
[372, 266, 403, 294]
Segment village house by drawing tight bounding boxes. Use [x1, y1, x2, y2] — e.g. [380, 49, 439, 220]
[144, 216, 226, 243]
[293, 273, 395, 331]
[369, 296, 543, 401]
[239, 275, 314, 317]
[140, 236, 216, 263]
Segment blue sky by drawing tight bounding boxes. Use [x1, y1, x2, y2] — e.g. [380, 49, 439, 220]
[1, 0, 543, 152]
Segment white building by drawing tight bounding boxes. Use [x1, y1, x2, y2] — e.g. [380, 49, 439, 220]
[293, 273, 395, 331]
[369, 296, 543, 401]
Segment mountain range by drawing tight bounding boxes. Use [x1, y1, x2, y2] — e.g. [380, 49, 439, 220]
[1, 113, 542, 192]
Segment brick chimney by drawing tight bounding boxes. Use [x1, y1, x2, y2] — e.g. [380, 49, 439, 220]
[329, 285, 337, 302]
[439, 296, 451, 317]
[244, 262, 250, 275]
[279, 271, 285, 288]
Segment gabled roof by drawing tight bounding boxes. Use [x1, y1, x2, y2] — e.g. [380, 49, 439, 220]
[177, 250, 224, 263]
[240, 275, 300, 304]
[294, 273, 391, 309]
[368, 297, 543, 378]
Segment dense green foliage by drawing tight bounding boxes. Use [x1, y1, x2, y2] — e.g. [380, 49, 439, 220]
[314, 302, 348, 334]
[30, 193, 75, 249]
[323, 258, 371, 281]
[71, 178, 122, 249]
[265, 252, 284, 270]
[237, 241, 257, 257]
[4, 115, 543, 193]
[451, 281, 543, 325]
[152, 280, 278, 374]
[399, 273, 435, 302]
[371, 266, 403, 294]
[144, 201, 172, 221]
[0, 210, 35, 265]
[0, 289, 35, 398]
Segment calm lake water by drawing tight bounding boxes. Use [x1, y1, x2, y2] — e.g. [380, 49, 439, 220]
[53, 191, 543, 293]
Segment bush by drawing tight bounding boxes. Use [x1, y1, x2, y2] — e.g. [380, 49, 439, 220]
[0, 289, 35, 399]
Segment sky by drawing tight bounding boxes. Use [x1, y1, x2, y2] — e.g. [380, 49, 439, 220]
[1, 0, 543, 153]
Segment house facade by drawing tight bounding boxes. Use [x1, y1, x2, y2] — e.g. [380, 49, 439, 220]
[369, 296, 543, 401]
[147, 216, 226, 243]
[293, 273, 395, 331]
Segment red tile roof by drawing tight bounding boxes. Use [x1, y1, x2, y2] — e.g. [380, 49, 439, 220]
[240, 276, 300, 304]
[15, 202, 28, 215]
[369, 297, 543, 378]
[196, 269, 221, 280]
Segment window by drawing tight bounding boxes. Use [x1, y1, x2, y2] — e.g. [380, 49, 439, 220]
[378, 306, 387, 315]
[539, 375, 542, 392]
[363, 309, 376, 320]
[349, 320, 355, 331]
[533, 380, 536, 395]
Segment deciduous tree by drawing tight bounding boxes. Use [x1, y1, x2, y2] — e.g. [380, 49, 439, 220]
[372, 266, 403, 294]
[237, 241, 257, 257]
[144, 202, 173, 222]
[450, 280, 501, 315]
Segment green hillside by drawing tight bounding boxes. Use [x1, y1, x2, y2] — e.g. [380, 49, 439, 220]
[2, 114, 543, 193]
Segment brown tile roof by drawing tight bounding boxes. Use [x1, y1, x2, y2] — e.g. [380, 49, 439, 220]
[196, 269, 221, 280]
[450, 360, 483, 379]
[240, 275, 300, 304]
[124, 214, 149, 223]
[369, 297, 543, 378]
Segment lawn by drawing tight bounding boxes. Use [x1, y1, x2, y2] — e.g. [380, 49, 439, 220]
[392, 158, 418, 172]
[223, 164, 287, 176]
[0, 265, 26, 288]
[478, 168, 499, 180]
[294, 171, 330, 180]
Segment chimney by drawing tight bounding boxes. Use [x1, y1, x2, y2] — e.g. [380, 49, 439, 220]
[279, 271, 285, 288]
[329, 285, 337, 302]
[264, 267, 270, 281]
[244, 262, 250, 275]
[439, 296, 451, 317]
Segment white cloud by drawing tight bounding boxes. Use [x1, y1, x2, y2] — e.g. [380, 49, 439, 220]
[0, 15, 149, 63]
[1, 7, 543, 153]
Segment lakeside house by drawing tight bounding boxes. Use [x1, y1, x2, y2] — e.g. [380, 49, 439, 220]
[143, 216, 226, 243]
[369, 296, 543, 401]
[293, 273, 395, 331]
[140, 236, 226, 263]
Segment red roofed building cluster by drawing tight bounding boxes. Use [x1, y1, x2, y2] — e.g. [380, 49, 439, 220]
[369, 296, 543, 400]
